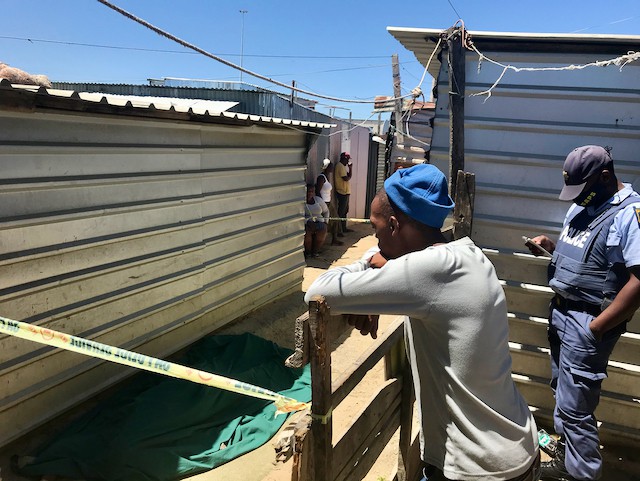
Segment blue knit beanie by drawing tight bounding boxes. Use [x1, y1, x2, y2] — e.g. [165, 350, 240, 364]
[383, 164, 454, 228]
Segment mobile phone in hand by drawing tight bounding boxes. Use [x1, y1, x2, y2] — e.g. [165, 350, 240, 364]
[522, 236, 552, 258]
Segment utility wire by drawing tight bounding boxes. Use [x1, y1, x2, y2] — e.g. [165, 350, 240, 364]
[446, 0, 462, 20]
[265, 62, 400, 78]
[572, 15, 640, 33]
[96, 0, 413, 105]
[0, 34, 391, 59]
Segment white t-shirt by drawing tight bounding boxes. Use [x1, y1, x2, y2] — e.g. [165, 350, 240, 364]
[305, 237, 538, 481]
[305, 197, 329, 223]
[318, 173, 332, 203]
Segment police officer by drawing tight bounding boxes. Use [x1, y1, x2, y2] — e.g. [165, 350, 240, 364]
[527, 145, 640, 480]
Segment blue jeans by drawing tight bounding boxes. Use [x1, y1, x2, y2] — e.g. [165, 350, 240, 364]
[548, 306, 625, 480]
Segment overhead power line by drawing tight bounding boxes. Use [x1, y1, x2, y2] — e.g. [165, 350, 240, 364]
[1, 33, 418, 79]
[96, 0, 412, 105]
[572, 15, 640, 33]
[0, 34, 391, 59]
[446, 0, 462, 20]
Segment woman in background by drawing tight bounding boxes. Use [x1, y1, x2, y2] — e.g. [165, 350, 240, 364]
[316, 159, 344, 246]
[304, 183, 329, 258]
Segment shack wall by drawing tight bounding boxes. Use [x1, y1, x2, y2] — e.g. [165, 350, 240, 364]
[0, 107, 310, 446]
[430, 45, 640, 441]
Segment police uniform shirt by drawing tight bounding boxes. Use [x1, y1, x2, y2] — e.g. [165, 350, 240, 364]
[562, 183, 640, 270]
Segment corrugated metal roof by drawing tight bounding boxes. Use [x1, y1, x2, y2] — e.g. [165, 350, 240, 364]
[148, 77, 269, 91]
[0, 80, 335, 129]
[52, 82, 333, 125]
[387, 26, 640, 79]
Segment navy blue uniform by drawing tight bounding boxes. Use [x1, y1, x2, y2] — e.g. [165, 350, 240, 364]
[547, 184, 640, 480]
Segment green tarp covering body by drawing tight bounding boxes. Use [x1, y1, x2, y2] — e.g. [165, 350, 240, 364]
[18, 334, 311, 481]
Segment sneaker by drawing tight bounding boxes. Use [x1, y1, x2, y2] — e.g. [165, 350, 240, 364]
[331, 240, 344, 246]
[541, 459, 574, 480]
[337, 232, 345, 238]
[541, 444, 574, 481]
[312, 252, 320, 258]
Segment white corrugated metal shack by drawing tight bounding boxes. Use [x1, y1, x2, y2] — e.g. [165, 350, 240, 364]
[0, 80, 333, 447]
[388, 27, 640, 445]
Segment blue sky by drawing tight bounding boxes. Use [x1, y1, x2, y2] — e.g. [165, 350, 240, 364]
[2, 0, 639, 119]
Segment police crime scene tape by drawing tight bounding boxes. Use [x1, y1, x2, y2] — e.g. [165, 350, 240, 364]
[310, 217, 371, 223]
[0, 316, 310, 415]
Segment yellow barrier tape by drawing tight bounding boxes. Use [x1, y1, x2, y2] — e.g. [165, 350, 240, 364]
[0, 316, 310, 415]
[310, 407, 333, 425]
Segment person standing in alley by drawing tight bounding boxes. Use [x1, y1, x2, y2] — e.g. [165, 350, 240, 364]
[316, 158, 343, 246]
[334, 152, 353, 233]
[527, 145, 640, 481]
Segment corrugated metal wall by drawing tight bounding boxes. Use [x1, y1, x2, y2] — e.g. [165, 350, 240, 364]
[430, 45, 640, 442]
[0, 108, 310, 446]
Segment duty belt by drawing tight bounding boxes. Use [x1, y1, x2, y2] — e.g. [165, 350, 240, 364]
[553, 295, 602, 317]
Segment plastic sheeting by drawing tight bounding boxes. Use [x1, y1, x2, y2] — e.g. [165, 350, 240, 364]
[17, 333, 311, 481]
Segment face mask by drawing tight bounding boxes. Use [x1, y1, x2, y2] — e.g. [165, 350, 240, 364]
[573, 180, 610, 208]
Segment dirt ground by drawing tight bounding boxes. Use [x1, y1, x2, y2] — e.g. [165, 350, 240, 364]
[1, 221, 639, 481]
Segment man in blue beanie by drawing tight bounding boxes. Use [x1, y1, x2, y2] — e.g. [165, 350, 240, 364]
[306, 164, 540, 481]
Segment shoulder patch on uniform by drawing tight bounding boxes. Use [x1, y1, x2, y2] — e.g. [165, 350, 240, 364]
[635, 206, 640, 226]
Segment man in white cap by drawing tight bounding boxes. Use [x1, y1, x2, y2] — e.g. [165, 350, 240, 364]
[307, 163, 540, 481]
[527, 145, 640, 481]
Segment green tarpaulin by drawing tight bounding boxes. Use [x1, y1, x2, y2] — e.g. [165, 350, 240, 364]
[18, 333, 311, 481]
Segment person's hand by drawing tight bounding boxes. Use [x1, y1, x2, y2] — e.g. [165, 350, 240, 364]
[526, 235, 555, 256]
[346, 314, 379, 339]
[588, 319, 604, 342]
[369, 252, 388, 269]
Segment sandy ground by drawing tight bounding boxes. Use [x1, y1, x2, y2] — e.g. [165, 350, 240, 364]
[1, 221, 639, 481]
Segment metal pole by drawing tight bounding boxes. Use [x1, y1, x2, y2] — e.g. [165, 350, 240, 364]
[239, 10, 248, 83]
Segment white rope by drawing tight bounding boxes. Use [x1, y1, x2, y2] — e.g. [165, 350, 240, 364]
[467, 41, 640, 100]
[395, 128, 431, 147]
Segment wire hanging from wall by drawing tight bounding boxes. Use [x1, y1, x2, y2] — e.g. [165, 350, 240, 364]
[463, 34, 640, 100]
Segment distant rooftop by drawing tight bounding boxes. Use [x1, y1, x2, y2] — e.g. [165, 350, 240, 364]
[51, 79, 331, 125]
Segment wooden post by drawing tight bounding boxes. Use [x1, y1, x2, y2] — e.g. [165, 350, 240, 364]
[308, 297, 333, 481]
[395, 354, 415, 481]
[452, 170, 475, 240]
[392, 53, 404, 145]
[447, 27, 466, 196]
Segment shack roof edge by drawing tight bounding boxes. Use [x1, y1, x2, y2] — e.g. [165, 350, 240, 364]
[387, 26, 640, 44]
[0, 80, 335, 130]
